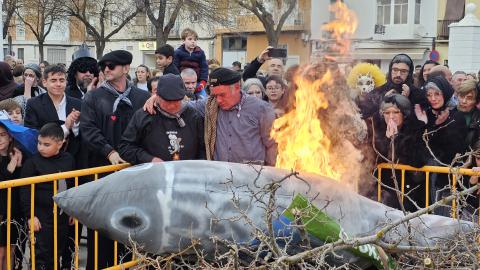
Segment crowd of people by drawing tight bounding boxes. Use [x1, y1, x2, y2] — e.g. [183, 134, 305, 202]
[358, 54, 480, 216]
[0, 27, 289, 270]
[0, 25, 478, 269]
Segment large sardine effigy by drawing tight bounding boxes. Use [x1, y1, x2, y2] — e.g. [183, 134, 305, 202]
[53, 161, 473, 259]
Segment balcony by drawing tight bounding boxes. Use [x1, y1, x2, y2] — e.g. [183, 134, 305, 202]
[437, 19, 460, 40]
[372, 23, 430, 41]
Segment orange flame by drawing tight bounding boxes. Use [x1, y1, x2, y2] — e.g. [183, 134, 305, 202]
[271, 71, 340, 179]
[322, 0, 358, 58]
[270, 1, 357, 180]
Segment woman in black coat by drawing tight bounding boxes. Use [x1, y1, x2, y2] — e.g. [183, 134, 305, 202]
[414, 75, 467, 215]
[374, 94, 428, 212]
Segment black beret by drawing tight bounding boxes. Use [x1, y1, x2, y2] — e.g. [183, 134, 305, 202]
[156, 74, 186, 101]
[98, 50, 133, 66]
[209, 68, 242, 87]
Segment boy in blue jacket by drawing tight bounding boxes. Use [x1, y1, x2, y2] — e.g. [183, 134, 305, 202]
[174, 28, 208, 95]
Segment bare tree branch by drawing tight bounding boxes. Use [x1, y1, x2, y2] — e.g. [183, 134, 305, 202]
[64, 0, 140, 57]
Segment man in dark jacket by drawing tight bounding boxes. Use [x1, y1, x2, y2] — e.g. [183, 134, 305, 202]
[118, 74, 205, 164]
[79, 50, 149, 269]
[242, 46, 285, 86]
[24, 64, 82, 158]
[358, 54, 424, 119]
[65, 44, 99, 99]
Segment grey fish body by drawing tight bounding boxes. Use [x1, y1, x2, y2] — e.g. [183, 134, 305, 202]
[54, 161, 473, 255]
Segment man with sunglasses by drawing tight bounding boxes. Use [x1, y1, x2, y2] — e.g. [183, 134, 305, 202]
[66, 44, 100, 99]
[79, 50, 149, 270]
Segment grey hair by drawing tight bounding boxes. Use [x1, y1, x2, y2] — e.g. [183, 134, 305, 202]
[453, 70, 466, 77]
[242, 78, 265, 93]
[380, 94, 412, 118]
[425, 82, 441, 92]
[180, 68, 197, 78]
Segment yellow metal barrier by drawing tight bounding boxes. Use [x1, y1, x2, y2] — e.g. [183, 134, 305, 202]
[0, 163, 145, 270]
[377, 163, 480, 215]
[8, 161, 477, 269]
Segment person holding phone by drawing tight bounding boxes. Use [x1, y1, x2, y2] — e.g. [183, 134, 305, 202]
[242, 46, 286, 87]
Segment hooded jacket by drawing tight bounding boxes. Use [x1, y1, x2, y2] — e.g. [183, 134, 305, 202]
[0, 62, 18, 101]
[424, 76, 467, 167]
[358, 54, 423, 118]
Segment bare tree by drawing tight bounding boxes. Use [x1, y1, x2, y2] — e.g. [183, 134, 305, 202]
[137, 0, 229, 49]
[64, 0, 140, 58]
[15, 0, 64, 61]
[138, 0, 183, 49]
[232, 0, 297, 47]
[3, 0, 21, 39]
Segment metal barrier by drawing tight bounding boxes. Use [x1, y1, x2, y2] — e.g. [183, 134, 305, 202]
[377, 163, 480, 218]
[3, 162, 477, 269]
[0, 163, 145, 270]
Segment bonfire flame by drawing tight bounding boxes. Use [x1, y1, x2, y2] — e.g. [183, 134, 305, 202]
[271, 0, 357, 180]
[322, 0, 358, 59]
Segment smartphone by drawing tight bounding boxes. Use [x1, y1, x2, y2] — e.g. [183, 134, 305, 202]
[268, 48, 287, 58]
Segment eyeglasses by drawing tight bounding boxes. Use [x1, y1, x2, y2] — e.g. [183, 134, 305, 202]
[391, 68, 409, 75]
[24, 73, 36, 78]
[100, 62, 118, 71]
[266, 86, 282, 91]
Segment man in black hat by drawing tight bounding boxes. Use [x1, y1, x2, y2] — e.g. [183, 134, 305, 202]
[80, 50, 149, 269]
[118, 74, 205, 164]
[66, 44, 99, 99]
[144, 67, 277, 165]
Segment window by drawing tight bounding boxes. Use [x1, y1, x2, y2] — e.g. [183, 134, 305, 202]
[376, 0, 391, 25]
[222, 36, 247, 51]
[415, 0, 421, 24]
[16, 23, 25, 41]
[47, 48, 66, 65]
[17, 48, 24, 61]
[394, 0, 408, 24]
[377, 0, 411, 25]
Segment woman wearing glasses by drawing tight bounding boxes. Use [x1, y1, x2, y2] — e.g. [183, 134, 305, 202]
[414, 75, 467, 216]
[265, 75, 290, 118]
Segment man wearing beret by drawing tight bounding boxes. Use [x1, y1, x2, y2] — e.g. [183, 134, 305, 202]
[80, 50, 150, 269]
[144, 67, 277, 165]
[118, 74, 205, 163]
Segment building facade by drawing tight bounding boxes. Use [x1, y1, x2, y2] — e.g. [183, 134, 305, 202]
[311, 0, 438, 71]
[213, 0, 311, 70]
[4, 14, 86, 66]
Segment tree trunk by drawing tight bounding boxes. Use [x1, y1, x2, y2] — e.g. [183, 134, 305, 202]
[155, 27, 167, 49]
[95, 40, 106, 59]
[38, 41, 45, 62]
[266, 33, 279, 47]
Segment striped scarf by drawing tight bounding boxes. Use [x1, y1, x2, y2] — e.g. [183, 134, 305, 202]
[205, 96, 218, 160]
